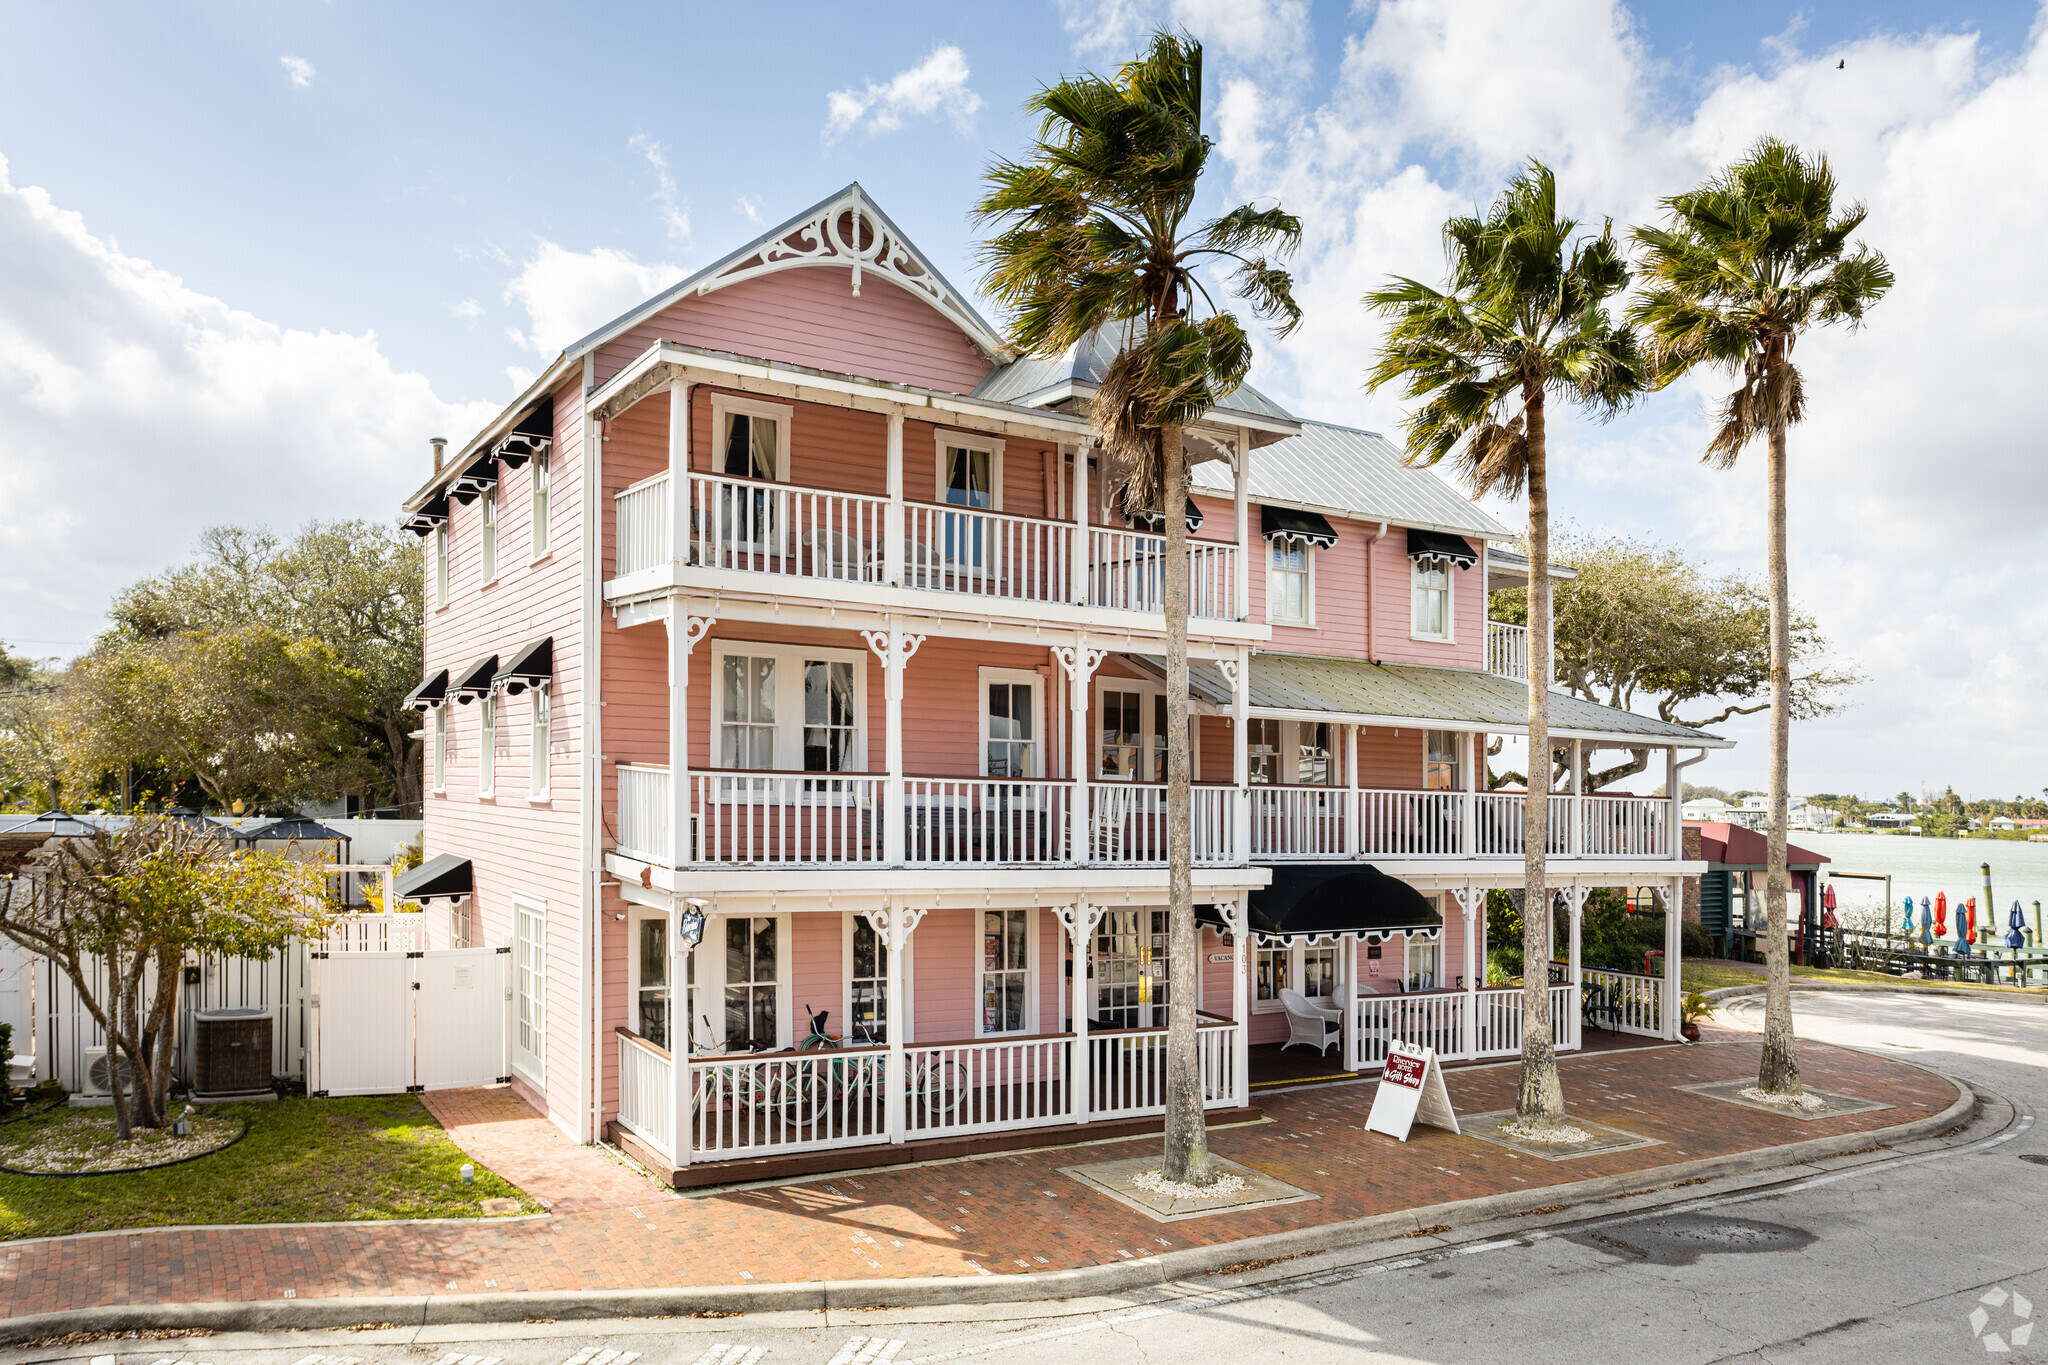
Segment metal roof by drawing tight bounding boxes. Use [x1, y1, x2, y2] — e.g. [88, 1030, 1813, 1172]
[970, 324, 1298, 428]
[1190, 422, 1513, 542]
[1148, 651, 1726, 747]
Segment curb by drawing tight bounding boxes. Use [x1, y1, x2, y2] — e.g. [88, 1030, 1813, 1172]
[0, 1058, 1979, 1343]
[1706, 982, 2048, 1004]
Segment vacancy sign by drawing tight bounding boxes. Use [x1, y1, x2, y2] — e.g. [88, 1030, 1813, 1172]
[1365, 1040, 1461, 1141]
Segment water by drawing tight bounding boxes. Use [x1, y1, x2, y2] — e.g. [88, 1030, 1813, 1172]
[1792, 830, 2048, 933]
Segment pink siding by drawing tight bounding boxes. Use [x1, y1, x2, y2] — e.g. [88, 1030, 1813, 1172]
[422, 374, 589, 1135]
[1358, 726, 1427, 789]
[1366, 528, 1485, 670]
[911, 908, 974, 1043]
[793, 913, 844, 1041]
[593, 270, 994, 395]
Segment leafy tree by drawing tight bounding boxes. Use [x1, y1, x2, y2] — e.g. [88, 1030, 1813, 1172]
[0, 647, 64, 811]
[1488, 531, 1861, 789]
[0, 815, 331, 1136]
[1684, 784, 1731, 803]
[1633, 137, 1893, 1098]
[104, 520, 426, 814]
[1367, 162, 1642, 1130]
[974, 29, 1301, 1184]
[61, 625, 367, 812]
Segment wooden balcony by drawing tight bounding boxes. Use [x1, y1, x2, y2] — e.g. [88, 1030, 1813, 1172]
[1248, 785, 1675, 861]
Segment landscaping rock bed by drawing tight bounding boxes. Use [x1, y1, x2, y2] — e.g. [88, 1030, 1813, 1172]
[0, 1109, 244, 1175]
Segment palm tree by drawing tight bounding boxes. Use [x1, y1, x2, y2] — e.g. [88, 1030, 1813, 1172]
[1367, 163, 1641, 1128]
[974, 29, 1301, 1184]
[1632, 140, 1892, 1096]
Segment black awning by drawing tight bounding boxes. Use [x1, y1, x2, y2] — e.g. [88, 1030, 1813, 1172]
[449, 654, 499, 704]
[1120, 488, 1204, 534]
[1406, 526, 1478, 568]
[1246, 864, 1442, 940]
[492, 638, 553, 696]
[495, 396, 554, 469]
[394, 853, 472, 902]
[449, 453, 499, 504]
[403, 493, 450, 538]
[1261, 504, 1339, 548]
[404, 669, 449, 712]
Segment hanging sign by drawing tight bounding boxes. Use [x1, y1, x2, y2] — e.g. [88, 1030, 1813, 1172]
[1365, 1040, 1461, 1142]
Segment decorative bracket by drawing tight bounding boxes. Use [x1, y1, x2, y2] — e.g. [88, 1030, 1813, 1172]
[670, 610, 715, 655]
[863, 904, 928, 950]
[1211, 896, 1246, 939]
[1052, 643, 1109, 687]
[860, 628, 926, 701]
[1216, 656, 1242, 696]
[1449, 884, 1486, 922]
[1052, 903, 1106, 944]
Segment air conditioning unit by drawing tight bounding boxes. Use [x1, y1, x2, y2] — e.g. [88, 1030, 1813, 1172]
[80, 1046, 136, 1098]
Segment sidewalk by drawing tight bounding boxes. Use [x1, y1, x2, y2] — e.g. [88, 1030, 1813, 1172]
[0, 1039, 1960, 1321]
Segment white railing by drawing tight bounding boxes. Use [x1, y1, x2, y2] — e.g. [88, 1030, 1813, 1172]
[684, 1045, 889, 1156]
[1086, 529, 1239, 620]
[1576, 795, 1672, 858]
[615, 764, 671, 863]
[1200, 1021, 1240, 1105]
[615, 474, 670, 577]
[687, 472, 889, 583]
[1355, 983, 1579, 1068]
[1358, 789, 1466, 857]
[1487, 619, 1529, 680]
[903, 778, 1069, 865]
[1087, 1018, 1238, 1121]
[903, 1035, 1074, 1139]
[1086, 783, 1238, 865]
[316, 912, 426, 953]
[1250, 786, 1350, 860]
[903, 503, 1071, 604]
[691, 771, 884, 866]
[1584, 967, 1665, 1037]
[615, 1029, 675, 1159]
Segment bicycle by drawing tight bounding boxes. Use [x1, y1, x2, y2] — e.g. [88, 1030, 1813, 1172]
[687, 1013, 801, 1119]
[795, 1006, 967, 1122]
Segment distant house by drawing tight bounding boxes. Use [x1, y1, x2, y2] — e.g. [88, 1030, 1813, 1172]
[1688, 822, 1829, 963]
[1868, 811, 1918, 829]
[1681, 798, 1729, 822]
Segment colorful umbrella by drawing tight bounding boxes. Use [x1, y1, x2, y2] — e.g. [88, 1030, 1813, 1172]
[1935, 891, 1948, 938]
[2008, 901, 2028, 951]
[1966, 897, 1978, 947]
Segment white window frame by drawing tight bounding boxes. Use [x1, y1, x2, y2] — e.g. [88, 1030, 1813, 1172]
[841, 911, 915, 1046]
[1093, 677, 1171, 782]
[434, 526, 449, 609]
[707, 640, 869, 772]
[512, 898, 546, 1086]
[709, 393, 795, 483]
[1404, 932, 1442, 991]
[1410, 555, 1455, 642]
[628, 907, 672, 1050]
[529, 450, 551, 562]
[932, 430, 1006, 512]
[972, 906, 1037, 1036]
[432, 707, 447, 794]
[698, 912, 793, 1051]
[529, 685, 551, 799]
[1253, 939, 1338, 1014]
[1424, 729, 1462, 791]
[978, 667, 1044, 779]
[1266, 539, 1316, 626]
[477, 694, 497, 797]
[1246, 718, 1339, 787]
[480, 485, 498, 584]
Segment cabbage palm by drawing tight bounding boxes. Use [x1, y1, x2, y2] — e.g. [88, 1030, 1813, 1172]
[974, 29, 1300, 1184]
[1367, 163, 1642, 1127]
[1632, 138, 1892, 1097]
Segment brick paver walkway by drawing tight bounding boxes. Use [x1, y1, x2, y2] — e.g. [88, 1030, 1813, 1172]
[418, 1088, 655, 1216]
[0, 1040, 1955, 1318]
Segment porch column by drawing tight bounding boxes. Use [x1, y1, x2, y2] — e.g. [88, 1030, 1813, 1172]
[884, 411, 905, 587]
[1057, 903, 1105, 1122]
[1344, 724, 1361, 857]
[1665, 875, 1685, 1039]
[1664, 746, 1682, 860]
[1226, 648, 1251, 860]
[1569, 739, 1584, 858]
[1337, 931, 1356, 1072]
[1056, 640, 1106, 864]
[1457, 885, 1481, 1059]
[1233, 429, 1251, 620]
[668, 378, 692, 570]
[866, 904, 926, 1143]
[666, 605, 712, 868]
[670, 927, 701, 1166]
[862, 626, 925, 865]
[1463, 732, 1481, 857]
[1071, 440, 1091, 606]
[1233, 895, 1251, 1103]
[1565, 884, 1589, 1052]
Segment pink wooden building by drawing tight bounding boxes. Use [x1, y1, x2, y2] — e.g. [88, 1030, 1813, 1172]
[396, 185, 1719, 1184]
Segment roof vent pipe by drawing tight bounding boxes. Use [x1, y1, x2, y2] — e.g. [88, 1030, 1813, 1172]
[430, 436, 447, 471]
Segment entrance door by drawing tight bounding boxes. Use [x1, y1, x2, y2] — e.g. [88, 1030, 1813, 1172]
[1095, 909, 1170, 1029]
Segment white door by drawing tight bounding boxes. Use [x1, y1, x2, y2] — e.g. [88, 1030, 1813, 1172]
[316, 953, 412, 1096]
[414, 947, 509, 1090]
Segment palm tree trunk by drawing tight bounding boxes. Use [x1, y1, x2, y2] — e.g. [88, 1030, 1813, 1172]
[1160, 425, 1214, 1184]
[1758, 424, 1802, 1095]
[1516, 392, 1564, 1122]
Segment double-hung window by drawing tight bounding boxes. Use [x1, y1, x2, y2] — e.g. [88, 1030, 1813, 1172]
[712, 642, 867, 774]
[711, 395, 794, 553]
[1097, 683, 1181, 781]
[634, 914, 669, 1049]
[1268, 540, 1312, 624]
[802, 660, 857, 773]
[981, 671, 1040, 778]
[848, 915, 889, 1044]
[529, 688, 551, 798]
[480, 486, 498, 583]
[1248, 717, 1281, 785]
[432, 708, 447, 793]
[935, 433, 1003, 572]
[980, 909, 1029, 1034]
[1248, 719, 1337, 786]
[720, 655, 778, 770]
[1295, 722, 1334, 785]
[1255, 941, 1337, 1010]
[434, 526, 449, 606]
[723, 915, 780, 1051]
[1425, 730, 1461, 790]
[1412, 556, 1452, 639]
[1405, 935, 1440, 991]
[478, 696, 497, 796]
[530, 450, 550, 559]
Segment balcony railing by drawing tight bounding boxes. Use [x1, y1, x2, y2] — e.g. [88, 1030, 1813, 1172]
[1487, 619, 1529, 680]
[612, 471, 1240, 621]
[1349, 983, 1577, 1069]
[1249, 785, 1673, 860]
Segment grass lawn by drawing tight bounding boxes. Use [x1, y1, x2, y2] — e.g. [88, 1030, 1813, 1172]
[1683, 959, 2044, 997]
[0, 1093, 539, 1241]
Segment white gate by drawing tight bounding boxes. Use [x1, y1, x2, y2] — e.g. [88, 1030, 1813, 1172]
[0, 937, 31, 1083]
[310, 947, 509, 1097]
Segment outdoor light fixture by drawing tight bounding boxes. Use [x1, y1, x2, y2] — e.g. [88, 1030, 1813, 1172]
[678, 898, 709, 949]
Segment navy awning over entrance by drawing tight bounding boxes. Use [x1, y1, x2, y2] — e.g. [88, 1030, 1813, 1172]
[394, 853, 472, 903]
[1202, 864, 1442, 940]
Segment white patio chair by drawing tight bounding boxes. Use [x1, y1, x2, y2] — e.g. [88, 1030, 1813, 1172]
[799, 528, 869, 581]
[1279, 988, 1341, 1055]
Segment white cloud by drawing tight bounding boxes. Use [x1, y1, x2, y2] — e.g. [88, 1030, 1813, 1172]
[1057, 0, 1309, 68]
[448, 299, 484, 321]
[1199, 0, 2048, 796]
[0, 154, 495, 655]
[823, 46, 984, 144]
[500, 241, 682, 360]
[736, 194, 764, 227]
[279, 55, 315, 88]
[628, 133, 691, 244]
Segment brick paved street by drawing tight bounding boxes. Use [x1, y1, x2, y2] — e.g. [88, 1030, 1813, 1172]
[0, 1040, 1955, 1318]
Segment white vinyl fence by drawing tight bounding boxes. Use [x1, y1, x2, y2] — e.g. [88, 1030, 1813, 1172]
[308, 944, 510, 1097]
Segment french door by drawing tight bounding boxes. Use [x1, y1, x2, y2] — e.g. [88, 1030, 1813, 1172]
[1094, 909, 1170, 1029]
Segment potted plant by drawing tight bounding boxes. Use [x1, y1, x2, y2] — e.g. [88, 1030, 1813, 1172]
[1679, 990, 1714, 1042]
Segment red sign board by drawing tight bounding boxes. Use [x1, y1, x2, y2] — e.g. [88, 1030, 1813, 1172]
[1382, 1053, 1427, 1090]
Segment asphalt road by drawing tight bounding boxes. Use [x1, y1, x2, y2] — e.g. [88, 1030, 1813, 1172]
[14, 989, 2048, 1365]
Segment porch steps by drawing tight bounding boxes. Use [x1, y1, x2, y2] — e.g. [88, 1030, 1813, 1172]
[609, 1104, 1264, 1190]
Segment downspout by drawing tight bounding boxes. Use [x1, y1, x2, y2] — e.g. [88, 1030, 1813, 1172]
[1364, 522, 1389, 664]
[580, 354, 603, 1145]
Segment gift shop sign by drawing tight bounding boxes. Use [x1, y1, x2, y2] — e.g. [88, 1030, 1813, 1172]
[1364, 1041, 1461, 1141]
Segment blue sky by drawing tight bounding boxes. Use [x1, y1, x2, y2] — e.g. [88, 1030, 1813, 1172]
[3, 0, 2044, 798]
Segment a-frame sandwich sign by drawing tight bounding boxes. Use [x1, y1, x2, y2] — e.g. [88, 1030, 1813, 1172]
[1364, 1039, 1461, 1141]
